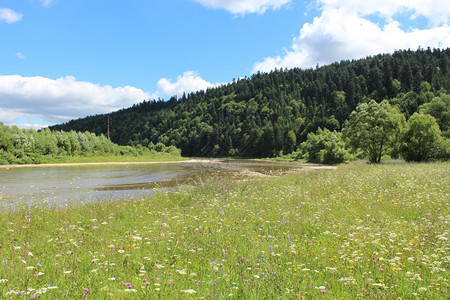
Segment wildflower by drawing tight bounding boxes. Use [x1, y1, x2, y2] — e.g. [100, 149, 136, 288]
[181, 289, 197, 294]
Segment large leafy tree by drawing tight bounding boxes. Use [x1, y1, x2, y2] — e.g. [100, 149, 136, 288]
[344, 100, 405, 163]
[400, 113, 445, 161]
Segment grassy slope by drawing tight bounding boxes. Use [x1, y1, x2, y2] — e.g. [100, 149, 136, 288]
[0, 162, 448, 298]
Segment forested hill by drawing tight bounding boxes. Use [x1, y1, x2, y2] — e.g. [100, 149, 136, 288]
[50, 48, 450, 157]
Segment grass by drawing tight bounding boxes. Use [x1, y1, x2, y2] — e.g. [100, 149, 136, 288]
[0, 162, 448, 299]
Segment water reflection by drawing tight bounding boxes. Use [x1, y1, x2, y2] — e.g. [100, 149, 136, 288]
[0, 159, 315, 209]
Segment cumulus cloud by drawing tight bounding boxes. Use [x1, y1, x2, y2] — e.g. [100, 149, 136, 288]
[252, 0, 450, 72]
[156, 71, 222, 97]
[191, 0, 291, 14]
[0, 8, 23, 23]
[0, 75, 151, 126]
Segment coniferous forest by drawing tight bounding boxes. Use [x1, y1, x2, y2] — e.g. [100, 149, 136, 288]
[50, 48, 450, 161]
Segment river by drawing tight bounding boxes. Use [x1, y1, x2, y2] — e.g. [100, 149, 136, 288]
[0, 159, 330, 210]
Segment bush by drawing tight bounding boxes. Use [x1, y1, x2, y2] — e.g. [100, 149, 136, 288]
[300, 128, 350, 165]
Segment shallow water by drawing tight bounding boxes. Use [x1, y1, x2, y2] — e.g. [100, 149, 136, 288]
[0, 159, 308, 209]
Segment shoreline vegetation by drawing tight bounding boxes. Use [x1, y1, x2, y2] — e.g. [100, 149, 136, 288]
[1, 162, 448, 298]
[0, 123, 184, 166]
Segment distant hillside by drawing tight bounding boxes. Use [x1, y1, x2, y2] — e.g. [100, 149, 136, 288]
[50, 48, 450, 157]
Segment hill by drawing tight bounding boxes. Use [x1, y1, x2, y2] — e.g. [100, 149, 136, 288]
[50, 48, 450, 157]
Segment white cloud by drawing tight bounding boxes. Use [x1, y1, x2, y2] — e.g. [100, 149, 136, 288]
[16, 52, 26, 59]
[36, 0, 55, 7]
[0, 75, 151, 127]
[0, 8, 23, 23]
[192, 0, 291, 14]
[319, 0, 450, 26]
[252, 0, 450, 73]
[156, 71, 222, 97]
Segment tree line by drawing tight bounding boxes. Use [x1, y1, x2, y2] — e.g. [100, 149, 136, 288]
[50, 48, 450, 163]
[0, 125, 180, 164]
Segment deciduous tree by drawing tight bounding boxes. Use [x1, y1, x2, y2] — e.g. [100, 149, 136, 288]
[344, 100, 405, 163]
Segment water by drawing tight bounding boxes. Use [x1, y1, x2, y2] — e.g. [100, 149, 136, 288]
[0, 159, 314, 209]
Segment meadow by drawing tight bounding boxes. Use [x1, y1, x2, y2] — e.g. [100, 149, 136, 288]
[0, 162, 448, 299]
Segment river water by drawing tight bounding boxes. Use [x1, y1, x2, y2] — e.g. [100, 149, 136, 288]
[0, 159, 317, 210]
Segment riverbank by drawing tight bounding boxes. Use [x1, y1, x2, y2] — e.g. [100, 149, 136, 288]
[0, 158, 336, 170]
[0, 158, 207, 169]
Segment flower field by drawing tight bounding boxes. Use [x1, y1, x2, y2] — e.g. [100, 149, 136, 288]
[0, 162, 448, 299]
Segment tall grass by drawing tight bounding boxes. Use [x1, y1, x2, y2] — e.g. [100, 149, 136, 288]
[0, 162, 448, 299]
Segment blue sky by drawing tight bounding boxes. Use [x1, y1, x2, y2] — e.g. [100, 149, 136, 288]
[1, 0, 449, 129]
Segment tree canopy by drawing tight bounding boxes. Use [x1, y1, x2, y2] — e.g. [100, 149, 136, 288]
[344, 100, 405, 163]
[401, 113, 445, 162]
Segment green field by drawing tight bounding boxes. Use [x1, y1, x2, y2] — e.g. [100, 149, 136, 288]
[0, 162, 448, 299]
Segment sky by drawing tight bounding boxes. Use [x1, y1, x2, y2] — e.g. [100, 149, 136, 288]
[1, 0, 449, 129]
